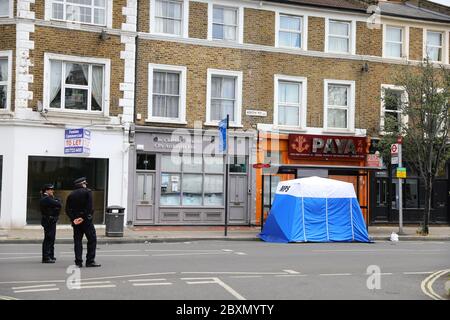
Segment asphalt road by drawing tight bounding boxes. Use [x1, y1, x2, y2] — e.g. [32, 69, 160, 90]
[0, 240, 448, 301]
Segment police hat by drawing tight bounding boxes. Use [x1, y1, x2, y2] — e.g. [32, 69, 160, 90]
[43, 184, 54, 191]
[74, 177, 87, 185]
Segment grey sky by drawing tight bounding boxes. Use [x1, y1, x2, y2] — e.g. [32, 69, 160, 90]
[428, 0, 450, 6]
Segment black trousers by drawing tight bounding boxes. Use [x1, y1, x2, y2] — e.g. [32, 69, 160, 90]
[41, 216, 57, 260]
[72, 220, 97, 264]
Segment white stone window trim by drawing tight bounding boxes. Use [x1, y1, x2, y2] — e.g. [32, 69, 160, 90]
[325, 18, 356, 55]
[275, 12, 308, 51]
[207, 2, 244, 44]
[0, 50, 12, 112]
[273, 74, 307, 130]
[150, 0, 189, 38]
[0, 0, 13, 18]
[423, 28, 449, 64]
[44, 0, 113, 28]
[205, 68, 243, 127]
[383, 24, 409, 60]
[43, 53, 111, 116]
[323, 79, 355, 133]
[380, 84, 409, 134]
[146, 63, 187, 124]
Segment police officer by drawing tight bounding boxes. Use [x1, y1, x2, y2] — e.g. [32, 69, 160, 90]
[40, 184, 62, 263]
[65, 177, 101, 268]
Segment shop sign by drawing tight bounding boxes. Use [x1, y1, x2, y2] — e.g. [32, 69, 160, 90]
[366, 154, 382, 167]
[64, 128, 91, 155]
[288, 134, 367, 159]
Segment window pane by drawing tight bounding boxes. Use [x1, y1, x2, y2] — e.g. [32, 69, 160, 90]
[223, 8, 237, 25]
[280, 15, 301, 31]
[223, 26, 237, 41]
[0, 59, 7, 81]
[426, 47, 442, 62]
[0, 85, 6, 109]
[94, 8, 105, 25]
[0, 0, 8, 16]
[279, 82, 299, 104]
[404, 179, 419, 208]
[212, 24, 224, 39]
[327, 108, 347, 128]
[329, 36, 349, 53]
[384, 89, 402, 111]
[386, 42, 402, 58]
[387, 27, 402, 42]
[279, 105, 299, 126]
[427, 32, 442, 46]
[183, 155, 202, 172]
[64, 88, 88, 110]
[330, 21, 349, 36]
[166, 72, 180, 94]
[230, 156, 246, 173]
[182, 174, 202, 206]
[50, 60, 62, 108]
[65, 63, 89, 85]
[211, 99, 234, 121]
[52, 3, 64, 19]
[204, 175, 223, 206]
[204, 156, 223, 173]
[161, 154, 181, 171]
[161, 173, 181, 205]
[91, 65, 103, 111]
[136, 154, 156, 170]
[328, 85, 348, 106]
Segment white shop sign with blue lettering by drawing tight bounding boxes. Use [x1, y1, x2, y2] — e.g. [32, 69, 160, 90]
[64, 128, 91, 155]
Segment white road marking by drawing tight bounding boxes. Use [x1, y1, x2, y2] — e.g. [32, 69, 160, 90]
[132, 283, 172, 286]
[234, 252, 247, 255]
[75, 285, 116, 289]
[0, 280, 65, 285]
[13, 288, 60, 293]
[0, 253, 43, 255]
[144, 249, 224, 252]
[181, 271, 286, 275]
[0, 295, 19, 300]
[182, 277, 246, 300]
[312, 249, 444, 253]
[73, 281, 112, 285]
[12, 284, 57, 290]
[0, 256, 41, 260]
[128, 279, 167, 282]
[283, 270, 300, 274]
[319, 273, 352, 276]
[152, 252, 231, 257]
[404, 271, 434, 275]
[91, 254, 149, 257]
[229, 276, 263, 279]
[421, 269, 450, 300]
[275, 275, 308, 277]
[60, 250, 142, 254]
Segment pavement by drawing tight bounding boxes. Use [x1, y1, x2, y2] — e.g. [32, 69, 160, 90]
[0, 225, 449, 243]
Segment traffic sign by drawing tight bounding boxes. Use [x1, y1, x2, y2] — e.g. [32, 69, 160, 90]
[391, 144, 399, 155]
[391, 156, 399, 165]
[253, 163, 271, 169]
[396, 167, 406, 178]
[397, 136, 403, 144]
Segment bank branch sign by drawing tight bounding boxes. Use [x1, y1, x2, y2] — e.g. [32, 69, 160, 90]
[64, 128, 91, 155]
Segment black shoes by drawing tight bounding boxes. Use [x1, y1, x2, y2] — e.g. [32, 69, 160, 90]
[86, 262, 101, 268]
[75, 261, 83, 268]
[42, 259, 55, 264]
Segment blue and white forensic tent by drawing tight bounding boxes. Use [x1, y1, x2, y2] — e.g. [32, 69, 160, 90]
[259, 177, 370, 243]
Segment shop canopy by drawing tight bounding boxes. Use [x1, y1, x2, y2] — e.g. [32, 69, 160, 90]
[259, 177, 371, 243]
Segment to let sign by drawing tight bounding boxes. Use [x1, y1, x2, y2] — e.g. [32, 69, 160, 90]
[64, 128, 91, 155]
[288, 134, 368, 159]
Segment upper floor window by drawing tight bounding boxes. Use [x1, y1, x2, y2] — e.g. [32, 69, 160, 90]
[381, 85, 407, 133]
[278, 14, 303, 49]
[327, 20, 353, 54]
[425, 31, 443, 62]
[151, 0, 188, 37]
[147, 64, 187, 124]
[385, 26, 405, 59]
[324, 80, 355, 131]
[274, 75, 307, 128]
[51, 0, 107, 25]
[0, 0, 10, 17]
[206, 69, 242, 127]
[0, 57, 9, 109]
[212, 6, 238, 42]
[44, 54, 110, 115]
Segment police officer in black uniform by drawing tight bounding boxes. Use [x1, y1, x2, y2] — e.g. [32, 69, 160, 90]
[65, 177, 101, 268]
[40, 184, 62, 263]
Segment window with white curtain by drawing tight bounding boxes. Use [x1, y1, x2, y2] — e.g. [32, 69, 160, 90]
[0, 58, 8, 109]
[426, 31, 443, 62]
[155, 0, 183, 35]
[278, 14, 302, 49]
[0, 0, 9, 17]
[326, 83, 352, 129]
[211, 76, 236, 121]
[385, 26, 404, 58]
[277, 81, 301, 126]
[328, 20, 351, 54]
[51, 0, 107, 25]
[48, 60, 104, 112]
[212, 6, 238, 41]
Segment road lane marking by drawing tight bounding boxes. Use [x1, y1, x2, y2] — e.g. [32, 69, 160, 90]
[12, 284, 56, 290]
[128, 279, 167, 282]
[0, 256, 41, 260]
[181, 271, 285, 275]
[182, 277, 246, 300]
[421, 269, 450, 300]
[13, 288, 60, 293]
[73, 281, 112, 285]
[132, 283, 172, 286]
[229, 276, 263, 279]
[275, 275, 308, 277]
[283, 270, 300, 274]
[319, 273, 352, 276]
[152, 252, 231, 257]
[404, 272, 434, 275]
[76, 285, 116, 289]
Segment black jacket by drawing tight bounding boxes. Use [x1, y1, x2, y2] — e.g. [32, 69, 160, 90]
[65, 186, 94, 222]
[40, 194, 62, 218]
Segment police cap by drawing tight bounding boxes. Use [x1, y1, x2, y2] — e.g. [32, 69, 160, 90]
[42, 184, 55, 191]
[74, 177, 87, 185]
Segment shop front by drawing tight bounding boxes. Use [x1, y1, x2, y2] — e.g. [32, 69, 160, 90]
[131, 128, 255, 225]
[256, 131, 379, 225]
[0, 124, 129, 228]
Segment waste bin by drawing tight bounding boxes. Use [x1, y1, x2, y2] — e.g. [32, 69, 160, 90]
[105, 206, 125, 237]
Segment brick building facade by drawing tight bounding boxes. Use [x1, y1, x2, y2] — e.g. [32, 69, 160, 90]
[0, 0, 449, 227]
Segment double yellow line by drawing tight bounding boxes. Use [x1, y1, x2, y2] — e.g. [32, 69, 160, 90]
[420, 269, 450, 300]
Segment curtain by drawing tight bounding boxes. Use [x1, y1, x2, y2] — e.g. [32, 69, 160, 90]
[328, 85, 348, 106]
[329, 37, 349, 53]
[153, 71, 165, 117]
[49, 60, 62, 108]
[91, 65, 103, 111]
[279, 106, 299, 126]
[0, 59, 7, 82]
[328, 109, 347, 128]
[152, 71, 179, 118]
[211, 76, 235, 121]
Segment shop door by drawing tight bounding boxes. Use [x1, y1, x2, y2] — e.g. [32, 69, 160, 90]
[135, 173, 155, 224]
[228, 174, 247, 224]
[370, 175, 390, 223]
[432, 179, 448, 223]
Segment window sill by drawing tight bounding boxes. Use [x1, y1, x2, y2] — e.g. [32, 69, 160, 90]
[322, 129, 356, 135]
[204, 121, 243, 128]
[145, 118, 187, 125]
[272, 125, 307, 132]
[45, 109, 110, 121]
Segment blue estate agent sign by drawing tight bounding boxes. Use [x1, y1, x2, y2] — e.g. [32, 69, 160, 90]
[64, 128, 91, 155]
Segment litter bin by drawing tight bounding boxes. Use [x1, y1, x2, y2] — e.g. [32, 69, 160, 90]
[105, 206, 125, 237]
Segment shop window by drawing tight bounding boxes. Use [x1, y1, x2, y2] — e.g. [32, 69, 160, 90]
[204, 155, 223, 173]
[204, 174, 223, 206]
[161, 154, 181, 171]
[264, 175, 280, 208]
[137, 154, 156, 170]
[161, 173, 181, 205]
[182, 174, 202, 205]
[230, 156, 246, 173]
[26, 156, 108, 225]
